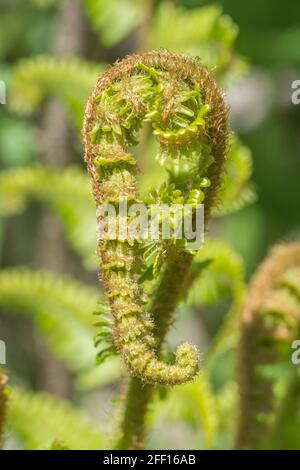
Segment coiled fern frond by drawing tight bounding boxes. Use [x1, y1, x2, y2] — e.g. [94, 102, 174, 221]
[236, 242, 300, 449]
[6, 386, 108, 449]
[84, 50, 228, 387]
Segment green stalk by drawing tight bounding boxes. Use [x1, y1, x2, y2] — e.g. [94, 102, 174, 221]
[83, 50, 228, 449]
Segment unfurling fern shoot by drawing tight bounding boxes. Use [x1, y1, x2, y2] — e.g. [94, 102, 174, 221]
[84, 50, 228, 448]
[236, 242, 300, 449]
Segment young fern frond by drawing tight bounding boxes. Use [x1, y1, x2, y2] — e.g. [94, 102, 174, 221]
[0, 369, 7, 449]
[236, 242, 300, 449]
[84, 50, 228, 387]
[6, 386, 108, 450]
[10, 56, 103, 127]
[0, 165, 97, 269]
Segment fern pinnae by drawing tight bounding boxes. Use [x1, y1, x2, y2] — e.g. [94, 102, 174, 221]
[84, 50, 228, 388]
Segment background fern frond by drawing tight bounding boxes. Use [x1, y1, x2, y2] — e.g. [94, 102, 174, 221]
[0, 369, 7, 448]
[10, 56, 103, 127]
[186, 238, 246, 366]
[50, 440, 70, 450]
[151, 372, 218, 449]
[150, 3, 248, 86]
[32, 0, 57, 6]
[6, 386, 108, 449]
[32, 0, 141, 48]
[0, 268, 103, 378]
[213, 136, 256, 217]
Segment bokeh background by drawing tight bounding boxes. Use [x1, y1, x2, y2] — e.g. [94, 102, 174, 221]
[0, 0, 300, 450]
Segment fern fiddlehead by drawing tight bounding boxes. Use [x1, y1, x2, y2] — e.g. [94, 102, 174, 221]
[84, 50, 228, 386]
[0, 369, 7, 448]
[236, 242, 300, 449]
